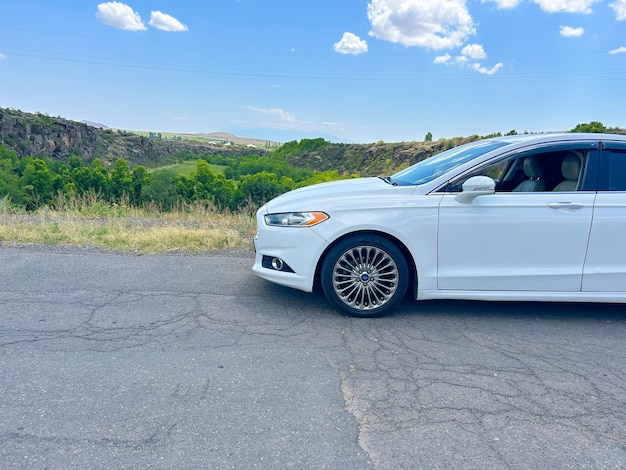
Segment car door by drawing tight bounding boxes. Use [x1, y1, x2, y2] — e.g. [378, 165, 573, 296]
[582, 142, 626, 292]
[437, 143, 598, 292]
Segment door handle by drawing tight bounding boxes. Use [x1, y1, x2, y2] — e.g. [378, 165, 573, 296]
[548, 202, 584, 210]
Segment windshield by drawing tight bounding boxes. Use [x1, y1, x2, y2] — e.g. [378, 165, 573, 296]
[391, 140, 508, 186]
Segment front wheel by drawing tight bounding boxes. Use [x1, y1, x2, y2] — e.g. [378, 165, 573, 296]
[320, 235, 409, 317]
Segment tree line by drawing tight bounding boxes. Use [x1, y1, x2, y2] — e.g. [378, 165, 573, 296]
[0, 139, 347, 212]
[1, 125, 618, 212]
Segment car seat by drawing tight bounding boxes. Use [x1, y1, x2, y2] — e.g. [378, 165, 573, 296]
[513, 155, 545, 192]
[552, 153, 582, 192]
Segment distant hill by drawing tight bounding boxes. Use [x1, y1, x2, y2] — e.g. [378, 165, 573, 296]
[189, 132, 280, 148]
[81, 120, 109, 129]
[0, 108, 268, 166]
[132, 130, 282, 149]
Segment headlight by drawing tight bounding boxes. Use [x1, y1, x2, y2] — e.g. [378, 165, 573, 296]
[264, 212, 329, 227]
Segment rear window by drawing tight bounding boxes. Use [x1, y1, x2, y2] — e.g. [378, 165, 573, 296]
[600, 149, 626, 191]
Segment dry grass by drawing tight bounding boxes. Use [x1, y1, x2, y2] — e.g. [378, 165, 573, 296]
[0, 196, 257, 254]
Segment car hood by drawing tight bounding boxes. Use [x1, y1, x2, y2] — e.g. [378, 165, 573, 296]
[263, 177, 416, 214]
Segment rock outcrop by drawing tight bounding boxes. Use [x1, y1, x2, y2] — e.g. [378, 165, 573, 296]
[0, 108, 266, 165]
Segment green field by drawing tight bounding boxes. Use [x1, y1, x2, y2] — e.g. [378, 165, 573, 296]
[154, 160, 227, 176]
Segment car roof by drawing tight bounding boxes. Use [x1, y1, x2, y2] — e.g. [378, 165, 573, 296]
[487, 132, 626, 146]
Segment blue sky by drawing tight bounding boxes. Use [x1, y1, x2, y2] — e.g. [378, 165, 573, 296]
[1, 0, 625, 143]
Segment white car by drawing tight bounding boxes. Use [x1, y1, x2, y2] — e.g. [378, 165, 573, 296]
[253, 133, 626, 317]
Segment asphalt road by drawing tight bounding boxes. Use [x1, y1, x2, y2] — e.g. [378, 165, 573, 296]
[0, 245, 625, 469]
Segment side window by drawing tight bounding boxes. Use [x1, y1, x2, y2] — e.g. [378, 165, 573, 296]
[444, 158, 513, 192]
[599, 148, 626, 191]
[444, 148, 588, 193]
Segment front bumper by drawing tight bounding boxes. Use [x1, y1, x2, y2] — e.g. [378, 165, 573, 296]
[252, 224, 329, 293]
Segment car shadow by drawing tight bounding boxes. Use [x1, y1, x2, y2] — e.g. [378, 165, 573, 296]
[394, 297, 626, 321]
[254, 277, 626, 321]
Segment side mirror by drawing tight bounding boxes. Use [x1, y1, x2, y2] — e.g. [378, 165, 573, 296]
[454, 176, 495, 203]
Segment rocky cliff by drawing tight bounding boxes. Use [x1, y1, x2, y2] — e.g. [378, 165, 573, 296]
[0, 108, 266, 166]
[284, 138, 473, 176]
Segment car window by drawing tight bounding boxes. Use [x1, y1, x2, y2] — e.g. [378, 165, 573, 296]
[444, 148, 589, 193]
[599, 148, 626, 191]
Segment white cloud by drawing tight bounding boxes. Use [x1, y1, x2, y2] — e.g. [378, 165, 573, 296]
[244, 106, 351, 134]
[0, 53, 5, 61]
[96, 2, 146, 31]
[149, 11, 188, 32]
[472, 62, 503, 75]
[461, 44, 487, 59]
[609, 46, 626, 54]
[434, 53, 452, 64]
[247, 107, 297, 123]
[610, 0, 626, 20]
[434, 44, 501, 75]
[481, 0, 522, 8]
[532, 0, 600, 14]
[333, 32, 368, 55]
[367, 0, 475, 50]
[560, 26, 584, 37]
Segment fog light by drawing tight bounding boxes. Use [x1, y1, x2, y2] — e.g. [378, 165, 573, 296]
[271, 257, 284, 271]
[261, 255, 295, 273]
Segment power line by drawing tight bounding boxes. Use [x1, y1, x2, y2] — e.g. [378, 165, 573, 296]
[0, 25, 614, 58]
[2, 47, 624, 82]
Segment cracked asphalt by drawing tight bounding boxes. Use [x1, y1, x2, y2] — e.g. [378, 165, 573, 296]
[0, 245, 625, 469]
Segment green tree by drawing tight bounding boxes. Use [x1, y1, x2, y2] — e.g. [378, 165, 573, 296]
[20, 158, 55, 208]
[210, 174, 237, 211]
[183, 160, 238, 209]
[174, 175, 194, 203]
[0, 145, 24, 204]
[188, 159, 216, 201]
[132, 165, 149, 201]
[54, 165, 76, 198]
[571, 121, 607, 133]
[71, 158, 110, 198]
[272, 138, 330, 159]
[424, 132, 433, 142]
[141, 169, 180, 210]
[237, 171, 294, 208]
[110, 158, 134, 201]
[295, 170, 352, 188]
[67, 154, 84, 171]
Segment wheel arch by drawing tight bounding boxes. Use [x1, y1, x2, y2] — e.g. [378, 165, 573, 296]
[313, 230, 418, 298]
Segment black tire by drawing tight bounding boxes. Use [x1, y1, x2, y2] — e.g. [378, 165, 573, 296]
[320, 234, 409, 317]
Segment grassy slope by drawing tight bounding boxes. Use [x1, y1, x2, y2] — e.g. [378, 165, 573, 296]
[153, 160, 227, 176]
